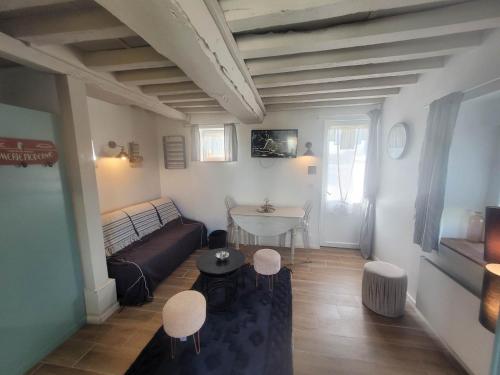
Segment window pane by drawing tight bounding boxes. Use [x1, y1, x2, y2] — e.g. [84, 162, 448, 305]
[200, 127, 225, 161]
[326, 126, 369, 204]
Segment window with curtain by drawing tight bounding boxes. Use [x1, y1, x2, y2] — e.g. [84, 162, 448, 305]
[199, 127, 225, 161]
[326, 125, 369, 205]
[191, 123, 238, 162]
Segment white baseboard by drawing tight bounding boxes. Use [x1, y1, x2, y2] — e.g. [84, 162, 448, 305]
[373, 255, 475, 375]
[86, 301, 119, 324]
[406, 291, 474, 375]
[320, 241, 360, 249]
[84, 278, 119, 325]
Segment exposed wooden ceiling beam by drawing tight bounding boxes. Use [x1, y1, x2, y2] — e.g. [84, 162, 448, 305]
[115, 67, 190, 86]
[83, 46, 174, 72]
[182, 106, 225, 113]
[203, 0, 265, 115]
[220, 0, 462, 33]
[262, 88, 399, 104]
[247, 31, 483, 76]
[0, 0, 75, 12]
[254, 57, 443, 88]
[259, 75, 418, 97]
[236, 0, 500, 59]
[96, 0, 264, 123]
[0, 32, 186, 120]
[266, 98, 385, 111]
[141, 82, 203, 95]
[172, 100, 220, 108]
[0, 8, 137, 45]
[159, 92, 212, 103]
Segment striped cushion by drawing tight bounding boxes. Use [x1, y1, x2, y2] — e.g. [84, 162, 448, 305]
[123, 202, 161, 238]
[101, 210, 139, 256]
[150, 197, 181, 226]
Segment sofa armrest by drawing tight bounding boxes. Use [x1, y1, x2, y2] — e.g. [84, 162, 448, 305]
[181, 217, 208, 247]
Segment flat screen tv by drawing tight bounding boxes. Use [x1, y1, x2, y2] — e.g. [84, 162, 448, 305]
[251, 129, 298, 158]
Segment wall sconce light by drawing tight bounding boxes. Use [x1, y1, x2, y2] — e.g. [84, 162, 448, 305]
[108, 141, 129, 160]
[303, 142, 315, 156]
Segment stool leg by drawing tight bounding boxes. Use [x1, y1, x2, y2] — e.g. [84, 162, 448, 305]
[170, 337, 176, 359]
[193, 331, 201, 354]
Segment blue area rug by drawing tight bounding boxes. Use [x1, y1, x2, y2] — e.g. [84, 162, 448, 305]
[126, 264, 293, 375]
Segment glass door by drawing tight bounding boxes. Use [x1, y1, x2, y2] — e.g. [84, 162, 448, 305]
[320, 119, 369, 248]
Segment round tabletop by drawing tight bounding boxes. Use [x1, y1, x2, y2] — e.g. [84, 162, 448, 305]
[196, 248, 245, 276]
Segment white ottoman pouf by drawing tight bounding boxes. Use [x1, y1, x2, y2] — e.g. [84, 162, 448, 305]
[162, 290, 206, 358]
[254, 248, 281, 290]
[362, 261, 407, 318]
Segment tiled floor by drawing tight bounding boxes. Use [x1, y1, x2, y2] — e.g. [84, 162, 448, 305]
[28, 246, 467, 375]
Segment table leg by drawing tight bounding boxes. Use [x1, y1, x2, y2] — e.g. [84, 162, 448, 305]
[290, 228, 296, 265]
[235, 224, 240, 250]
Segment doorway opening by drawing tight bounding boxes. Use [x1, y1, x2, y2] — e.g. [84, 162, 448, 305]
[320, 117, 370, 248]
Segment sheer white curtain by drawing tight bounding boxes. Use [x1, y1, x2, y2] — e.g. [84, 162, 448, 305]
[325, 125, 369, 214]
[224, 123, 238, 162]
[414, 92, 464, 252]
[359, 110, 381, 259]
[191, 124, 238, 162]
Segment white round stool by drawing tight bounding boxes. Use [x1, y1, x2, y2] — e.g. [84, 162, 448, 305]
[362, 261, 407, 318]
[162, 290, 206, 358]
[253, 248, 281, 290]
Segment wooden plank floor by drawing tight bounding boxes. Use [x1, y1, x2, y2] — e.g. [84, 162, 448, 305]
[28, 247, 467, 375]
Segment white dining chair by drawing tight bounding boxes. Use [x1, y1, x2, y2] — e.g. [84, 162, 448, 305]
[278, 200, 312, 249]
[299, 200, 312, 249]
[225, 196, 256, 246]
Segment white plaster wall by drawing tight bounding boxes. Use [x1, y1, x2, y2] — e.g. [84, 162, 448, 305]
[157, 107, 377, 249]
[87, 98, 162, 213]
[442, 93, 500, 238]
[375, 28, 500, 299]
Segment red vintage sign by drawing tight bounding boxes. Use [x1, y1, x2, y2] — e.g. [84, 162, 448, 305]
[0, 137, 59, 167]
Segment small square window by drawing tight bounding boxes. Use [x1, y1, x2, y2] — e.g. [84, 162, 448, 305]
[199, 127, 225, 162]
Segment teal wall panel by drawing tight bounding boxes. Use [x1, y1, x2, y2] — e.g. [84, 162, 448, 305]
[0, 103, 85, 374]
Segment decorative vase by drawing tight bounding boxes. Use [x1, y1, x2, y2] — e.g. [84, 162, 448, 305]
[466, 211, 485, 243]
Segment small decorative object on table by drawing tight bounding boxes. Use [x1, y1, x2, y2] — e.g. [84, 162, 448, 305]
[215, 249, 229, 262]
[257, 198, 275, 213]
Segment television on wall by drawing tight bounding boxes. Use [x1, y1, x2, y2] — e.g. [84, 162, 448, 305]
[251, 129, 298, 158]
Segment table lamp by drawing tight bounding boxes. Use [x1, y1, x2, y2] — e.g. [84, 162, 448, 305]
[485, 206, 500, 263]
[480, 206, 500, 332]
[480, 264, 500, 332]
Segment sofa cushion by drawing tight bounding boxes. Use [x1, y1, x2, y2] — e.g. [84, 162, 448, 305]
[150, 197, 181, 226]
[102, 210, 139, 256]
[123, 202, 162, 238]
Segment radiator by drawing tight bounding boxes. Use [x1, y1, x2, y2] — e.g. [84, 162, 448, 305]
[416, 257, 494, 375]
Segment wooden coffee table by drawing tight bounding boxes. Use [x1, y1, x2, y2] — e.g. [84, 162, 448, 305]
[196, 248, 245, 311]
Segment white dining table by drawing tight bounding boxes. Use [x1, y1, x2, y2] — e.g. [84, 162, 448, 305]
[229, 205, 305, 264]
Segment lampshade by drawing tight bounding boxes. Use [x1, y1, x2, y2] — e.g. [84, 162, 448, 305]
[479, 264, 500, 332]
[485, 206, 500, 263]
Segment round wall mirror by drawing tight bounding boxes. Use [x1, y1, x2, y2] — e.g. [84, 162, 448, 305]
[387, 122, 408, 159]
